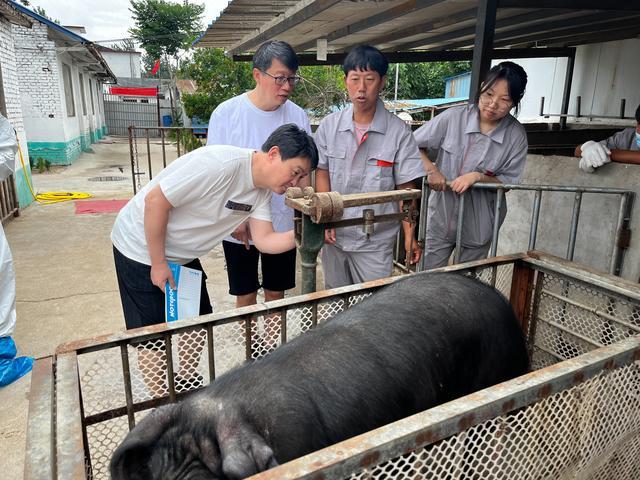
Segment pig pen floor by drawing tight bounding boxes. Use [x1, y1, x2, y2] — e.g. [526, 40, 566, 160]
[0, 137, 324, 479]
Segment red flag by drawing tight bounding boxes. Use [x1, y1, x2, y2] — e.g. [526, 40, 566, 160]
[151, 59, 160, 75]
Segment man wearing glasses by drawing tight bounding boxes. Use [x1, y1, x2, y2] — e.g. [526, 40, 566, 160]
[207, 41, 310, 309]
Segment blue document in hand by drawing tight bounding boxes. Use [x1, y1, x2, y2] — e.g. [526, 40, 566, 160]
[165, 263, 203, 322]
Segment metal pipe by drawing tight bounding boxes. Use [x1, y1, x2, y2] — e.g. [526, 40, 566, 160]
[206, 324, 215, 382]
[146, 128, 152, 181]
[609, 193, 628, 276]
[528, 190, 542, 250]
[620, 98, 626, 119]
[417, 178, 430, 272]
[566, 191, 583, 261]
[453, 193, 465, 264]
[539, 96, 545, 117]
[161, 128, 167, 168]
[244, 316, 252, 361]
[280, 308, 288, 344]
[489, 189, 504, 257]
[576, 95, 581, 117]
[120, 344, 135, 430]
[128, 126, 136, 195]
[176, 129, 181, 157]
[542, 288, 640, 333]
[164, 336, 176, 403]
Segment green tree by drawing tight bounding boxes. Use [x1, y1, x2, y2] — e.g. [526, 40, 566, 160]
[384, 61, 471, 100]
[128, 0, 204, 66]
[178, 48, 253, 120]
[289, 65, 346, 116]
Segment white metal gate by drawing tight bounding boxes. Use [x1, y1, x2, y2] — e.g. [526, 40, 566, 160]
[103, 94, 159, 137]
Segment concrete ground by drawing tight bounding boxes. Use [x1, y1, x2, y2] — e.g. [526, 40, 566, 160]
[0, 137, 315, 478]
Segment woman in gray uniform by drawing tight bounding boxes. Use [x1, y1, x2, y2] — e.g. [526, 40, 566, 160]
[414, 61, 528, 269]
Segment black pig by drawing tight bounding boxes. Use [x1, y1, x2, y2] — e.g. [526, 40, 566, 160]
[110, 272, 528, 479]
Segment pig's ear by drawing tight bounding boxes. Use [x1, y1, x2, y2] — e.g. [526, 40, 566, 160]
[218, 424, 279, 479]
[110, 404, 177, 480]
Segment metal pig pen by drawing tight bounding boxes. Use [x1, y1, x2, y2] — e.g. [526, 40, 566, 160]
[24, 252, 640, 479]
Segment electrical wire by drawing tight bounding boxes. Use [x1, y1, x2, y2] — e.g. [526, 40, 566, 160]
[16, 138, 93, 205]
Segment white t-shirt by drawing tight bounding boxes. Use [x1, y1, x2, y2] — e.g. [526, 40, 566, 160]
[206, 92, 311, 243]
[111, 145, 272, 265]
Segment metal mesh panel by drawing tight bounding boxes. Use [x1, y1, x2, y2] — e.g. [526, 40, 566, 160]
[71, 262, 640, 480]
[350, 362, 640, 479]
[531, 272, 640, 369]
[77, 293, 378, 479]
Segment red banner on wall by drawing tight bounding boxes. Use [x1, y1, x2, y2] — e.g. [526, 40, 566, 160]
[109, 86, 158, 97]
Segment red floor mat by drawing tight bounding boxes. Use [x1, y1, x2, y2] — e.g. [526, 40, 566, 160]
[75, 199, 128, 214]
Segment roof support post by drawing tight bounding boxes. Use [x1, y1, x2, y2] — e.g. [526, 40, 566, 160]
[469, 0, 498, 100]
[559, 49, 576, 130]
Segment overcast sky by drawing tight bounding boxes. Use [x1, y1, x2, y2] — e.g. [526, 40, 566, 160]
[28, 0, 229, 46]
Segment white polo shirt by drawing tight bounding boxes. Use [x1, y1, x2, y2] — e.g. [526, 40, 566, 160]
[207, 92, 311, 243]
[111, 145, 272, 265]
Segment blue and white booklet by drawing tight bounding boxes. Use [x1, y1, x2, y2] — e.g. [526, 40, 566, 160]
[165, 263, 202, 322]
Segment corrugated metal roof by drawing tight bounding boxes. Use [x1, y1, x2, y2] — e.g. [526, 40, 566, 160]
[195, 0, 640, 59]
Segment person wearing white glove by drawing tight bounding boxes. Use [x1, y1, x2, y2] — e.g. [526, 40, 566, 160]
[577, 140, 611, 173]
[575, 103, 640, 173]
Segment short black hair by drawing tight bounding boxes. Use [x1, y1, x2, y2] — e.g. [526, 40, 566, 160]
[262, 124, 318, 170]
[477, 61, 528, 115]
[252, 41, 299, 72]
[342, 45, 388, 77]
[635, 103, 640, 123]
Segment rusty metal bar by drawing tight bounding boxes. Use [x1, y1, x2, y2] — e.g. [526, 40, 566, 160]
[324, 212, 406, 230]
[528, 189, 542, 250]
[206, 324, 215, 382]
[311, 302, 318, 327]
[489, 188, 504, 257]
[620, 98, 626, 119]
[120, 344, 135, 430]
[541, 288, 640, 333]
[280, 307, 288, 344]
[164, 336, 176, 403]
[160, 128, 167, 168]
[610, 192, 633, 276]
[176, 129, 181, 157]
[416, 178, 430, 272]
[453, 192, 466, 264]
[248, 335, 640, 480]
[536, 315, 603, 349]
[128, 126, 137, 195]
[576, 95, 581, 117]
[244, 316, 252, 361]
[285, 189, 421, 218]
[55, 353, 87, 480]
[24, 357, 54, 480]
[566, 191, 582, 261]
[146, 128, 152, 181]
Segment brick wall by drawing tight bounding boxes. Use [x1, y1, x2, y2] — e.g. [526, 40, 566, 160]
[12, 22, 63, 121]
[0, 19, 24, 132]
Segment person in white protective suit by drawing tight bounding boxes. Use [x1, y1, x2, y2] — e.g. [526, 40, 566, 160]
[0, 113, 33, 387]
[575, 103, 640, 173]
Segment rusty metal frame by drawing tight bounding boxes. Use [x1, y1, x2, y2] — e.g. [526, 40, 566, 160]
[247, 335, 640, 480]
[24, 252, 640, 479]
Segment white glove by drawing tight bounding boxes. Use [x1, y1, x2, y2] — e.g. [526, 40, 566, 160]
[579, 140, 611, 173]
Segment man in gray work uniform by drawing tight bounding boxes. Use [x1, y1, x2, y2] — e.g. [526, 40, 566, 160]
[314, 45, 425, 289]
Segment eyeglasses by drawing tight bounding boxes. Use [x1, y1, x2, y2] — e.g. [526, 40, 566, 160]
[261, 70, 302, 87]
[479, 91, 513, 111]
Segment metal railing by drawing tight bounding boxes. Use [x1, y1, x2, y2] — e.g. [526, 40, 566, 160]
[415, 178, 635, 276]
[23, 252, 640, 479]
[539, 95, 636, 121]
[0, 173, 20, 223]
[127, 125, 206, 194]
